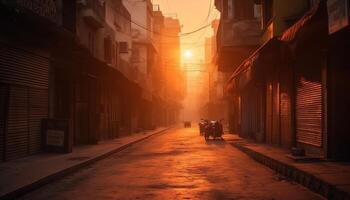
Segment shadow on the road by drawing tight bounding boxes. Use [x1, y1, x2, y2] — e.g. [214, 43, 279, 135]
[204, 138, 227, 147]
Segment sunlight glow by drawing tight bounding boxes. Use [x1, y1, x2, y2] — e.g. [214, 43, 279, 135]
[184, 50, 193, 59]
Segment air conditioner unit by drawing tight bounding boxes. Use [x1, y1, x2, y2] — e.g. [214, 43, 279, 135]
[119, 42, 129, 53]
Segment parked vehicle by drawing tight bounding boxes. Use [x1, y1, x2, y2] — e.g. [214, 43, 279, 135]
[198, 119, 208, 136]
[184, 121, 191, 128]
[204, 120, 224, 140]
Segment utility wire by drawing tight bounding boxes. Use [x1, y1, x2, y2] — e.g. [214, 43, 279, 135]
[116, 9, 213, 38]
[118, 2, 218, 38]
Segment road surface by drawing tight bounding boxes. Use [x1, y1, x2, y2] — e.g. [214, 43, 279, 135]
[20, 127, 324, 200]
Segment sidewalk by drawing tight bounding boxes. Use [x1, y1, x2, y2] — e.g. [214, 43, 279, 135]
[223, 134, 350, 200]
[0, 127, 172, 200]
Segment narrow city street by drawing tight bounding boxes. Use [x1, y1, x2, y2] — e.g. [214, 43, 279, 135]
[20, 127, 324, 200]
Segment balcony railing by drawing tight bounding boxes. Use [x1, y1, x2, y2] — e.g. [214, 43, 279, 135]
[86, 0, 105, 20]
[81, 0, 105, 28]
[220, 19, 261, 47]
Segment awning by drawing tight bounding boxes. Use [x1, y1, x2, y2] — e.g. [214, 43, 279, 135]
[217, 46, 256, 72]
[280, 0, 328, 47]
[226, 38, 284, 93]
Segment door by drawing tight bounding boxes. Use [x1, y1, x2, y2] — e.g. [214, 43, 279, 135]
[88, 76, 99, 144]
[296, 78, 323, 147]
[280, 69, 293, 148]
[266, 83, 273, 144]
[6, 86, 29, 160]
[272, 82, 281, 145]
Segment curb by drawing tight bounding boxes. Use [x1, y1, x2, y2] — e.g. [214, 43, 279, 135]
[231, 142, 350, 200]
[1, 127, 172, 200]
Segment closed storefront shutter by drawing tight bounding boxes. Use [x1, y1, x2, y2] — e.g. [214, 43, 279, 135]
[272, 82, 280, 145]
[280, 68, 293, 148]
[0, 44, 49, 160]
[6, 86, 29, 160]
[280, 91, 292, 148]
[296, 79, 323, 147]
[0, 85, 8, 161]
[266, 83, 273, 144]
[0, 44, 49, 88]
[29, 88, 48, 154]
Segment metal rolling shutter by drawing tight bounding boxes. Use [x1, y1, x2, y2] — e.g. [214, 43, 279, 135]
[0, 85, 8, 161]
[6, 86, 29, 160]
[0, 44, 49, 160]
[272, 82, 280, 145]
[29, 88, 48, 154]
[296, 79, 323, 147]
[0, 44, 49, 88]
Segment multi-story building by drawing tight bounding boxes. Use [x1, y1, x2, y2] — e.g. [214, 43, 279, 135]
[215, 0, 261, 73]
[0, 0, 150, 162]
[224, 0, 321, 151]
[161, 17, 185, 124]
[0, 0, 59, 161]
[214, 0, 262, 133]
[152, 5, 167, 126]
[225, 0, 350, 160]
[204, 19, 228, 121]
[0, 0, 91, 160]
[123, 0, 157, 130]
[326, 0, 350, 160]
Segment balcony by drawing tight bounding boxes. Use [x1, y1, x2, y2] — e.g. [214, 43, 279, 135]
[220, 19, 261, 47]
[81, 0, 105, 28]
[216, 19, 261, 72]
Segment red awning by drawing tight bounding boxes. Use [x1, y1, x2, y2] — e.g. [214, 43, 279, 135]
[280, 1, 327, 43]
[226, 38, 283, 93]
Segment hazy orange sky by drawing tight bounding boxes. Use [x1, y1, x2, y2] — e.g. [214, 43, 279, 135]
[152, 0, 220, 64]
[151, 0, 219, 120]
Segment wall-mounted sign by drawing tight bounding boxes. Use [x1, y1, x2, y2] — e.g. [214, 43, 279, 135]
[42, 119, 72, 153]
[328, 0, 349, 34]
[46, 130, 65, 147]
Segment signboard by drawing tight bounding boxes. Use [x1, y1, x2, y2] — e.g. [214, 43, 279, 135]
[42, 119, 72, 153]
[328, 0, 349, 34]
[46, 130, 65, 147]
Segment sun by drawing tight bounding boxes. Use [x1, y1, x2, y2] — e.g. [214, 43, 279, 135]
[184, 50, 193, 59]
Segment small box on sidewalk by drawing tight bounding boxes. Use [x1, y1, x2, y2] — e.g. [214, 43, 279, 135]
[42, 119, 72, 153]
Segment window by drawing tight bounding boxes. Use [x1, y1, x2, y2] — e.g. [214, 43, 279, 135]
[131, 48, 140, 62]
[254, 4, 262, 19]
[223, 0, 256, 21]
[119, 42, 129, 53]
[223, 0, 234, 20]
[115, 41, 119, 66]
[104, 36, 112, 64]
[233, 0, 255, 20]
[228, 0, 234, 19]
[88, 30, 96, 56]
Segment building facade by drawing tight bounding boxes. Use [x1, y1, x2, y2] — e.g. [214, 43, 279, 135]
[214, 0, 262, 133]
[225, 0, 350, 160]
[0, 0, 58, 161]
[0, 0, 177, 162]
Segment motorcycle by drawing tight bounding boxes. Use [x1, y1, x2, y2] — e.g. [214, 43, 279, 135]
[204, 120, 223, 140]
[198, 119, 208, 136]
